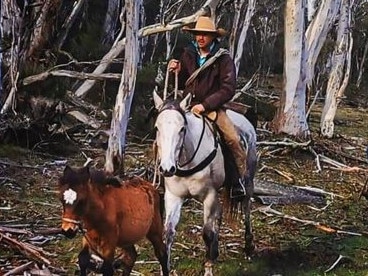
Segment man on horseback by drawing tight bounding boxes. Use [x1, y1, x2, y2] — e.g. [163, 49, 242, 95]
[168, 16, 249, 197]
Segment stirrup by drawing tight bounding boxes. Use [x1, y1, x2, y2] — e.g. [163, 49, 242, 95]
[230, 178, 246, 198]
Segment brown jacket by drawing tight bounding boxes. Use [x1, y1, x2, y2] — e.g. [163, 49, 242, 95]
[178, 41, 236, 111]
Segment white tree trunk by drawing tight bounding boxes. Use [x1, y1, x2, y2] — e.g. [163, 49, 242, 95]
[229, 0, 244, 58]
[320, 0, 352, 138]
[105, 0, 141, 173]
[233, 0, 256, 76]
[74, 0, 220, 99]
[305, 0, 340, 88]
[307, 0, 317, 21]
[273, 0, 309, 138]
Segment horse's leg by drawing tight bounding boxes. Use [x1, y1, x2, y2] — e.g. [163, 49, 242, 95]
[243, 176, 255, 258]
[146, 194, 169, 276]
[164, 189, 184, 271]
[78, 238, 91, 276]
[202, 189, 222, 275]
[116, 246, 137, 276]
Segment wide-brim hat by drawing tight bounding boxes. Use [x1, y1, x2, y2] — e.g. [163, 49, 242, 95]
[182, 16, 227, 37]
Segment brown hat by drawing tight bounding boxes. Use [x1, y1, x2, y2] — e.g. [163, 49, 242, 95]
[182, 16, 227, 37]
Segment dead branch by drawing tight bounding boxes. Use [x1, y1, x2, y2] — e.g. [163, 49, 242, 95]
[3, 261, 34, 276]
[255, 205, 364, 236]
[0, 232, 51, 265]
[21, 70, 121, 86]
[324, 254, 352, 273]
[257, 139, 312, 148]
[0, 226, 32, 235]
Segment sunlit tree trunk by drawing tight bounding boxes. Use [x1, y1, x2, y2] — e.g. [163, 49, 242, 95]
[272, 0, 309, 138]
[320, 0, 352, 138]
[307, 0, 317, 21]
[305, 0, 340, 89]
[233, 0, 256, 76]
[105, 0, 142, 174]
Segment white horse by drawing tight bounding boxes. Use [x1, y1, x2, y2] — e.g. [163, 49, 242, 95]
[153, 91, 257, 275]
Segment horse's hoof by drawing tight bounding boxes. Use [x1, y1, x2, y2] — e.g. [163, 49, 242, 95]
[204, 261, 214, 276]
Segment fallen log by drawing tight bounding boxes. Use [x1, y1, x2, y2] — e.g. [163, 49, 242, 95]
[254, 179, 327, 205]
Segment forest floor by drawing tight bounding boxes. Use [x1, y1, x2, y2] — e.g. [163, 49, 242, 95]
[1, 100, 368, 276]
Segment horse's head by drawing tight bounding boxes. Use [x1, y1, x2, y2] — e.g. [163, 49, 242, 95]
[58, 165, 90, 238]
[153, 92, 191, 177]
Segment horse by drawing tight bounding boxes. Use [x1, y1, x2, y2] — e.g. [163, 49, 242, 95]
[153, 91, 257, 275]
[58, 165, 169, 276]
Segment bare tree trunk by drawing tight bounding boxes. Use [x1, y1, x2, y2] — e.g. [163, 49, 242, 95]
[307, 0, 317, 21]
[272, 0, 309, 138]
[1, 0, 22, 114]
[25, 0, 62, 61]
[320, 0, 352, 138]
[102, 0, 121, 45]
[356, 38, 368, 88]
[55, 0, 86, 50]
[74, 0, 221, 99]
[305, 0, 340, 88]
[229, 0, 244, 58]
[105, 0, 142, 174]
[233, 0, 256, 76]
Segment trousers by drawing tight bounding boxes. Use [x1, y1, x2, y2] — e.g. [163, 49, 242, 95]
[215, 109, 247, 178]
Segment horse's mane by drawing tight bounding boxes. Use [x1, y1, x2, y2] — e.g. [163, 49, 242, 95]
[90, 170, 121, 187]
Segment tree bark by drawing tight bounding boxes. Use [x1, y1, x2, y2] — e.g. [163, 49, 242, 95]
[272, 0, 309, 138]
[320, 0, 352, 138]
[233, 0, 256, 77]
[305, 0, 340, 88]
[105, 0, 141, 174]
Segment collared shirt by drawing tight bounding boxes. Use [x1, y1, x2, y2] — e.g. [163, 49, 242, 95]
[193, 42, 215, 66]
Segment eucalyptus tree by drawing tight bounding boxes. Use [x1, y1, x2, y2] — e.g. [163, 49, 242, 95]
[272, 0, 309, 138]
[105, 0, 142, 173]
[320, 0, 353, 138]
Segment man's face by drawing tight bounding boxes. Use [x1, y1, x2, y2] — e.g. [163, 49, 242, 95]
[194, 32, 216, 50]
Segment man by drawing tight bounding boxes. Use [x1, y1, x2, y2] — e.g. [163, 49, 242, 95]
[168, 16, 247, 197]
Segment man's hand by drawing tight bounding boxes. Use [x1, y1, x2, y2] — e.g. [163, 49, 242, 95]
[168, 59, 181, 73]
[191, 104, 205, 115]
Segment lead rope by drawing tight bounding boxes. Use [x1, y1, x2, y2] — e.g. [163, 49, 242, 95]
[163, 64, 179, 101]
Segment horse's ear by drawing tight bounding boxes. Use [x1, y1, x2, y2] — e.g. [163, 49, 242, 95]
[153, 91, 163, 110]
[80, 165, 90, 177]
[179, 93, 191, 110]
[63, 165, 73, 175]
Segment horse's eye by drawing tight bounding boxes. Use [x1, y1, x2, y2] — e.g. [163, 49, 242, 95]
[180, 127, 185, 133]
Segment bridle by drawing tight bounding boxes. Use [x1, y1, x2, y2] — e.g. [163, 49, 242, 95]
[156, 101, 219, 177]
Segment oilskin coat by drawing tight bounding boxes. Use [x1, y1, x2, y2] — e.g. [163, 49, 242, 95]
[177, 41, 237, 111]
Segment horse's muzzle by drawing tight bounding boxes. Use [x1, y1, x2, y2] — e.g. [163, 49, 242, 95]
[159, 165, 176, 177]
[61, 217, 80, 238]
[61, 228, 78, 239]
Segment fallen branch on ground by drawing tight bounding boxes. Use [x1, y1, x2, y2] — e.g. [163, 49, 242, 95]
[255, 205, 364, 236]
[0, 233, 51, 265]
